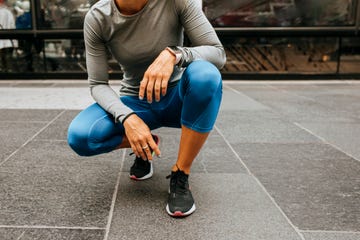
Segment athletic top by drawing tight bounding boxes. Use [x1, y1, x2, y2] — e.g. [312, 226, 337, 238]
[84, 0, 226, 122]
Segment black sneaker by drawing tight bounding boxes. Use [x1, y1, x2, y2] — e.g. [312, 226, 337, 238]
[166, 170, 196, 217]
[129, 135, 159, 181]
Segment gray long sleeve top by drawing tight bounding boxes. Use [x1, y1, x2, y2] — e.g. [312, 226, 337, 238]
[84, 0, 226, 122]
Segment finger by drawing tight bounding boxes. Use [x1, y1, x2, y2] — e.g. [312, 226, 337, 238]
[139, 77, 148, 100]
[147, 136, 161, 157]
[146, 73, 155, 103]
[136, 143, 148, 160]
[161, 77, 168, 96]
[143, 146, 153, 160]
[130, 142, 140, 158]
[154, 76, 162, 102]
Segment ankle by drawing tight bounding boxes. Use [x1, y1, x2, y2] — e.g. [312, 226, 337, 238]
[172, 164, 190, 175]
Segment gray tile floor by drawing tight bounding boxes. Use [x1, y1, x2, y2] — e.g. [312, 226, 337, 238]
[0, 80, 359, 240]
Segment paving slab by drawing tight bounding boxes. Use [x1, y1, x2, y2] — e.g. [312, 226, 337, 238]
[12, 82, 56, 88]
[268, 84, 360, 119]
[0, 87, 94, 109]
[54, 110, 81, 122]
[34, 110, 81, 141]
[227, 84, 359, 123]
[0, 141, 122, 227]
[220, 88, 269, 111]
[108, 173, 303, 240]
[0, 228, 25, 240]
[216, 111, 320, 144]
[302, 231, 360, 240]
[0, 228, 104, 240]
[1, 81, 360, 239]
[0, 122, 47, 162]
[0, 109, 63, 122]
[297, 122, 360, 160]
[233, 143, 360, 231]
[272, 83, 360, 98]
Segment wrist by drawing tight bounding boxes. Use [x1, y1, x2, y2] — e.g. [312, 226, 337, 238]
[165, 46, 182, 66]
[119, 112, 136, 125]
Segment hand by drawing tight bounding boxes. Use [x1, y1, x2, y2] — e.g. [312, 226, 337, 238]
[139, 49, 176, 103]
[123, 114, 161, 160]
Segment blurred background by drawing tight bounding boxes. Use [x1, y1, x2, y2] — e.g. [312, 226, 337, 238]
[0, 0, 359, 79]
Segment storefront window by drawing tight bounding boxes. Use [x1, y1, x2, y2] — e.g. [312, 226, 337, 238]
[38, 0, 99, 29]
[0, 0, 32, 29]
[221, 37, 339, 73]
[204, 0, 358, 27]
[1, 0, 359, 76]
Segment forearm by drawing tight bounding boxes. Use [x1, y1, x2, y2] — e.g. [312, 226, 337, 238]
[90, 84, 134, 123]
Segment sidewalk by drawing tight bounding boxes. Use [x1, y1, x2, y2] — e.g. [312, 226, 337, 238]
[0, 80, 359, 240]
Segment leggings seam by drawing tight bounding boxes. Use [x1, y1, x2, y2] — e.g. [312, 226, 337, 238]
[87, 114, 109, 151]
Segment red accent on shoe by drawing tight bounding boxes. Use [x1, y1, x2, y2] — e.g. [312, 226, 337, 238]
[173, 211, 184, 217]
[130, 175, 139, 180]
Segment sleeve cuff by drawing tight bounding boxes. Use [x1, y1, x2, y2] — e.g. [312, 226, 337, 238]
[116, 112, 135, 124]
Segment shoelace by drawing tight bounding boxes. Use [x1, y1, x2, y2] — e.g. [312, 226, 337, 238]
[131, 155, 148, 169]
[166, 170, 188, 194]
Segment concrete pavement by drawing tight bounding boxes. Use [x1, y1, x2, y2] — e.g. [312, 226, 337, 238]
[0, 80, 359, 240]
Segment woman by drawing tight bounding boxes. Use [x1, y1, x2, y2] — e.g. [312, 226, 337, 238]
[67, 0, 226, 217]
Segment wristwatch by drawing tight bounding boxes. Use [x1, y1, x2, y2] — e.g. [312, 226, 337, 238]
[166, 46, 182, 66]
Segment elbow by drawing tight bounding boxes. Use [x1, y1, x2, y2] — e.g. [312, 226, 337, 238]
[88, 78, 109, 94]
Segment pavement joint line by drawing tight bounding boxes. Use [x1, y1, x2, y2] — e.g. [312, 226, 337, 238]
[16, 230, 25, 240]
[103, 149, 126, 240]
[294, 122, 360, 163]
[199, 158, 209, 174]
[300, 230, 360, 234]
[0, 225, 105, 230]
[0, 110, 66, 167]
[214, 126, 306, 240]
[214, 125, 251, 175]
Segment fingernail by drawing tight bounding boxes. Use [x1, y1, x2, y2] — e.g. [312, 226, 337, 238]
[139, 96, 143, 100]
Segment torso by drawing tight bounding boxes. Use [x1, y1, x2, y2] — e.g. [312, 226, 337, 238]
[90, 0, 184, 91]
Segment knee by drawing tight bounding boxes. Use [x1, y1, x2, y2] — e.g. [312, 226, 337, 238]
[186, 60, 222, 94]
[67, 122, 93, 157]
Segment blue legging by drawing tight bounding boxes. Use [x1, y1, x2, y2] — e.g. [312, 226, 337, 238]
[67, 61, 222, 156]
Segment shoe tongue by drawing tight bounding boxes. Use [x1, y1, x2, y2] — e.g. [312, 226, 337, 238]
[175, 170, 188, 184]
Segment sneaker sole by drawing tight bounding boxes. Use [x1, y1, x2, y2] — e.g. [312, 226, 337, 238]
[165, 203, 196, 217]
[129, 161, 153, 181]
